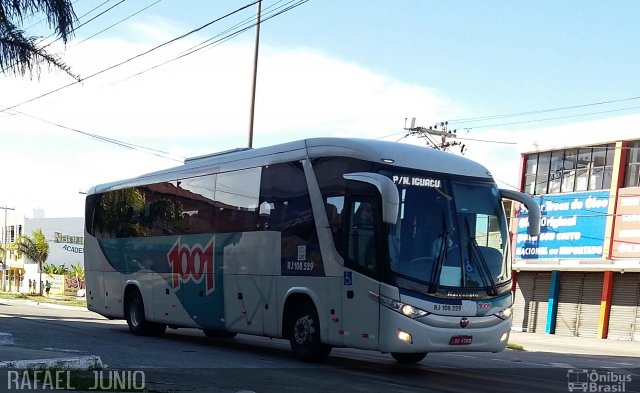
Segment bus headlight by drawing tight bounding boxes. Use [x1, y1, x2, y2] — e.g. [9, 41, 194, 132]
[370, 292, 429, 319]
[494, 307, 512, 320]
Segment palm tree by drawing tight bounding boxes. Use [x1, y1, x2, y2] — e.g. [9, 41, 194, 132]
[0, 0, 77, 79]
[15, 229, 49, 295]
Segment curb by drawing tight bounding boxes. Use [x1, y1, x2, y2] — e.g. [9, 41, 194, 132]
[24, 301, 89, 312]
[0, 355, 103, 370]
[0, 333, 13, 346]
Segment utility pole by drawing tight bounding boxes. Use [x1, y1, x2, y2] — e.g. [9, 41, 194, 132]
[247, 0, 262, 148]
[0, 206, 15, 292]
[403, 118, 466, 154]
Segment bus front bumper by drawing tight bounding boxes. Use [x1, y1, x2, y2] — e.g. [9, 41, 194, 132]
[379, 307, 511, 354]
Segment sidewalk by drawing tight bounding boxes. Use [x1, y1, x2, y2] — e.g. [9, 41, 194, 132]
[509, 331, 640, 358]
[0, 343, 103, 369]
[0, 298, 103, 370]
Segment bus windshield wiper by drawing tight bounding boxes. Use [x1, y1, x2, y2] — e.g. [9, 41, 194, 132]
[465, 218, 498, 296]
[429, 214, 448, 293]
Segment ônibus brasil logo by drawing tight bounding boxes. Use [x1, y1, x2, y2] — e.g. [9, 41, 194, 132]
[167, 237, 215, 294]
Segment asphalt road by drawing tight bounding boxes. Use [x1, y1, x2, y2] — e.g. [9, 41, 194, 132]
[1, 301, 639, 393]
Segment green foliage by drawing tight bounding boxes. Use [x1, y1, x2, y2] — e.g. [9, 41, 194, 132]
[93, 188, 184, 238]
[15, 229, 49, 265]
[0, 0, 78, 79]
[42, 263, 55, 274]
[43, 262, 68, 275]
[94, 188, 147, 237]
[16, 228, 50, 295]
[70, 261, 85, 280]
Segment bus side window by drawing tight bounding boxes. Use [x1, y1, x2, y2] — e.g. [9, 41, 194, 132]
[259, 162, 323, 273]
[346, 199, 377, 274]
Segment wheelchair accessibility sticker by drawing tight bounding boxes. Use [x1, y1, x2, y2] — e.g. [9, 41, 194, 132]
[344, 272, 352, 286]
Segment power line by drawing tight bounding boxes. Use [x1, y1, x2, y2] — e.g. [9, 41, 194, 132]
[21, 0, 87, 32]
[0, 104, 184, 162]
[460, 106, 640, 130]
[65, 0, 128, 38]
[448, 95, 640, 124]
[173, 0, 287, 57]
[69, 0, 163, 48]
[0, 1, 310, 164]
[0, 1, 260, 114]
[454, 135, 516, 145]
[39, 0, 125, 48]
[112, 0, 308, 85]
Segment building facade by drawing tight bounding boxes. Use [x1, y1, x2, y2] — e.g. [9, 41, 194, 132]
[512, 140, 640, 341]
[2, 215, 83, 293]
[1, 209, 25, 292]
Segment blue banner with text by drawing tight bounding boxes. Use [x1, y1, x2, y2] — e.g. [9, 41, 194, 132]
[515, 191, 609, 260]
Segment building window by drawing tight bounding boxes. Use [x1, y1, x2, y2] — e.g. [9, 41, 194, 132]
[625, 141, 640, 187]
[535, 152, 550, 195]
[524, 144, 615, 195]
[524, 154, 538, 195]
[548, 151, 563, 193]
[561, 149, 577, 193]
[575, 148, 592, 191]
[592, 144, 615, 190]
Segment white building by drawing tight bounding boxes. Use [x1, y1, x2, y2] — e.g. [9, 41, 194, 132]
[2, 214, 83, 293]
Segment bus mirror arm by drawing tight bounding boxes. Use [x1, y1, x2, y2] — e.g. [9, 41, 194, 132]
[499, 189, 541, 237]
[344, 172, 399, 225]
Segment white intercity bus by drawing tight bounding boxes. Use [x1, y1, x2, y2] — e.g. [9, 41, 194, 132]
[84, 138, 540, 363]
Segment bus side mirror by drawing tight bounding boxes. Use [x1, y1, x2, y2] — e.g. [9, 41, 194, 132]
[499, 189, 541, 237]
[344, 172, 399, 225]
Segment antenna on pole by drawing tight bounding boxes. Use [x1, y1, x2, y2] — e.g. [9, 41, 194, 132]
[247, 0, 262, 148]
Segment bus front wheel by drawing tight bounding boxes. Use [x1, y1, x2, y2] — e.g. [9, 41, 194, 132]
[125, 291, 166, 336]
[391, 352, 427, 364]
[289, 302, 331, 362]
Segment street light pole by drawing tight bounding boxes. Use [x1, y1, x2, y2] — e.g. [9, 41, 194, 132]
[247, 0, 262, 148]
[0, 206, 15, 292]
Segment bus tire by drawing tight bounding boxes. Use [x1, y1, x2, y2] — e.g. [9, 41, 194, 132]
[390, 352, 427, 364]
[203, 329, 237, 339]
[289, 302, 331, 362]
[125, 290, 166, 336]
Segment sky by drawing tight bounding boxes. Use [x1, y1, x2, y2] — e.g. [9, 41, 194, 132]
[2, 0, 640, 219]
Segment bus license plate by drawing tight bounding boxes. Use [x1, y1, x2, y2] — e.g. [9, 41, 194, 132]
[449, 335, 472, 345]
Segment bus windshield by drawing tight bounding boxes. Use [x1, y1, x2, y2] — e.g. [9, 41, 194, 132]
[387, 172, 510, 296]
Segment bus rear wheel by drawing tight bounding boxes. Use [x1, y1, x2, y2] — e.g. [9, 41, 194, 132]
[289, 303, 331, 362]
[391, 352, 427, 364]
[125, 291, 166, 336]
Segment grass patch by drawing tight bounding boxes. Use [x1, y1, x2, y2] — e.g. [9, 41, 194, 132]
[507, 342, 525, 351]
[0, 292, 86, 308]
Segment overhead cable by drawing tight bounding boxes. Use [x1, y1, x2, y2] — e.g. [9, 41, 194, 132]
[1, 104, 184, 162]
[0, 1, 260, 114]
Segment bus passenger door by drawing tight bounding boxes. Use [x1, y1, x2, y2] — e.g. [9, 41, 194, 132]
[340, 199, 380, 350]
[220, 232, 276, 336]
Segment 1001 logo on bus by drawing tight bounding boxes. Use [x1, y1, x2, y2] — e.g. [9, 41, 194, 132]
[167, 238, 215, 294]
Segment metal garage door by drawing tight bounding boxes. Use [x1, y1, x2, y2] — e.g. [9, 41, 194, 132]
[527, 272, 551, 333]
[576, 273, 603, 338]
[555, 272, 582, 336]
[554, 272, 604, 337]
[608, 273, 640, 341]
[512, 272, 535, 332]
